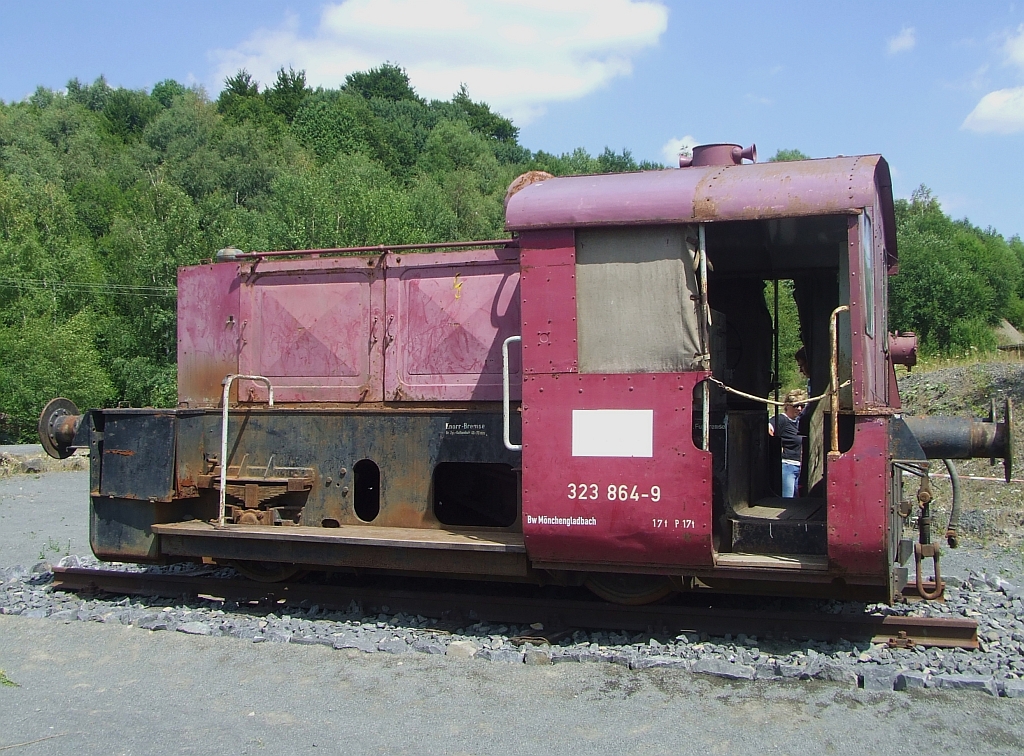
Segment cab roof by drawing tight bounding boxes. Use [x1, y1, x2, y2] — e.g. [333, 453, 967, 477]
[505, 154, 897, 262]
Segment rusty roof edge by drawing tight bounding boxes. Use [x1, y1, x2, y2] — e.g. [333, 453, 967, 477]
[871, 156, 898, 270]
[505, 155, 890, 231]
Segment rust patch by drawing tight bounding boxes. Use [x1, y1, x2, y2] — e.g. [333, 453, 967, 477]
[105, 449, 136, 456]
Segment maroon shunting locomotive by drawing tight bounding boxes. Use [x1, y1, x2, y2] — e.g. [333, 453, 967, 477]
[39, 143, 1011, 604]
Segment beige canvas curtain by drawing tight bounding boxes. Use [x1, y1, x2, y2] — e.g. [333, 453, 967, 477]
[576, 225, 704, 374]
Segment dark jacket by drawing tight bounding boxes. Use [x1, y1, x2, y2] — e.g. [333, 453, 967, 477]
[770, 413, 802, 462]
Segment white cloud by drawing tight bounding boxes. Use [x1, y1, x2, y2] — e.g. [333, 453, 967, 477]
[887, 27, 916, 55]
[962, 86, 1024, 133]
[661, 135, 697, 166]
[1007, 24, 1024, 68]
[211, 0, 669, 124]
[963, 26, 1024, 133]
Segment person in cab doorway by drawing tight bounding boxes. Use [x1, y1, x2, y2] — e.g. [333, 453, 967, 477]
[768, 389, 808, 498]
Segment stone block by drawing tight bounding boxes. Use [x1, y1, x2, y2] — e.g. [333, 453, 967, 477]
[818, 662, 859, 686]
[524, 648, 552, 666]
[333, 634, 377, 653]
[932, 674, 999, 696]
[378, 638, 409, 654]
[778, 663, 804, 679]
[445, 640, 480, 660]
[478, 647, 523, 663]
[860, 665, 897, 691]
[691, 658, 756, 681]
[895, 671, 929, 690]
[412, 639, 446, 655]
[630, 655, 688, 670]
[1002, 679, 1024, 698]
[137, 616, 169, 631]
[177, 621, 212, 636]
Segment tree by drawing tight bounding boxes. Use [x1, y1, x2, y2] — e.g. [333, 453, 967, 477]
[264, 67, 310, 123]
[151, 79, 187, 108]
[102, 87, 161, 140]
[450, 85, 517, 142]
[292, 92, 402, 172]
[597, 147, 639, 173]
[66, 75, 112, 111]
[769, 148, 810, 162]
[889, 185, 1021, 354]
[217, 70, 279, 127]
[345, 63, 424, 104]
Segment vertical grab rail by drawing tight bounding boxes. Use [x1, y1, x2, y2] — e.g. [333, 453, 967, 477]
[829, 305, 850, 456]
[502, 336, 522, 452]
[219, 374, 274, 527]
[698, 224, 710, 451]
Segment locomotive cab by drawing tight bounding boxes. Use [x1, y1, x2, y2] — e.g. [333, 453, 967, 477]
[507, 147, 952, 603]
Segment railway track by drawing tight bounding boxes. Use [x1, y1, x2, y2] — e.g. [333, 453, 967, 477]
[51, 567, 979, 649]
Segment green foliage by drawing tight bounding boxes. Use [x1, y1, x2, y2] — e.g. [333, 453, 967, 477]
[345, 63, 424, 104]
[102, 87, 162, 140]
[0, 67, 852, 441]
[0, 669, 18, 687]
[216, 70, 281, 129]
[765, 281, 803, 392]
[528, 146, 661, 176]
[66, 75, 112, 111]
[292, 91, 403, 171]
[450, 85, 517, 143]
[769, 148, 810, 162]
[151, 79, 188, 108]
[264, 67, 310, 124]
[890, 186, 1020, 356]
[0, 311, 114, 434]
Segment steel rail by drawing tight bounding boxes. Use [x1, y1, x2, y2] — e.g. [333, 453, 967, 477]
[51, 568, 978, 649]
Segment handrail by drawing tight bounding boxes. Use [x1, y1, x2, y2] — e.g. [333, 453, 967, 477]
[829, 305, 850, 455]
[231, 238, 518, 260]
[218, 374, 274, 527]
[502, 336, 522, 452]
[698, 224, 710, 450]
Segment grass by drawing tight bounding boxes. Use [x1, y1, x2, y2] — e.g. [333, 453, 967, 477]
[0, 670, 18, 687]
[911, 347, 1024, 374]
[37, 536, 70, 561]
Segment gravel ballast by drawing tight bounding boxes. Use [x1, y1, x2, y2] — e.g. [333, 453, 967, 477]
[3, 556, 1023, 697]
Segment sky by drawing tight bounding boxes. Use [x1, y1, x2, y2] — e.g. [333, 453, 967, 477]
[1, 1, 1022, 237]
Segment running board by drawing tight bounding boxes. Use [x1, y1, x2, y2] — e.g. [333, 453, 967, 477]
[152, 521, 529, 577]
[714, 552, 829, 571]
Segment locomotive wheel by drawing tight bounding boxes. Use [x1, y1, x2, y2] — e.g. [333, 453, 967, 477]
[231, 560, 305, 583]
[584, 574, 677, 605]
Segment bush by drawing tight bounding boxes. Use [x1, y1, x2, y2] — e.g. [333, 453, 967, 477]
[890, 187, 1021, 355]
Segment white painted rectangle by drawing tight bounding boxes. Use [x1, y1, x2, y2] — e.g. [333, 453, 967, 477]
[571, 409, 653, 458]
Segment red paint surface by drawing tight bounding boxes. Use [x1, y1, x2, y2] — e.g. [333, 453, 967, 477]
[179, 249, 521, 404]
[506, 156, 895, 243]
[519, 242, 578, 376]
[826, 417, 890, 577]
[522, 372, 713, 567]
[384, 248, 521, 401]
[177, 263, 241, 406]
[517, 228, 711, 568]
[238, 256, 383, 403]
